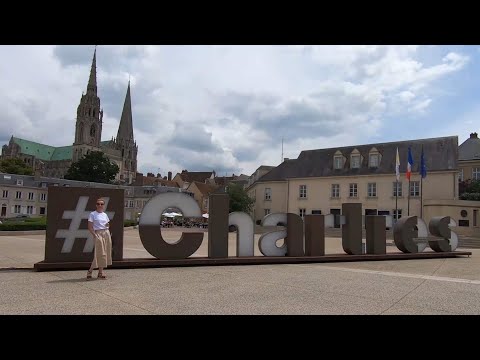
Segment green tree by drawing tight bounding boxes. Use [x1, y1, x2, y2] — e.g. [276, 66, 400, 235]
[0, 157, 33, 175]
[227, 183, 255, 214]
[64, 151, 119, 184]
[459, 179, 480, 201]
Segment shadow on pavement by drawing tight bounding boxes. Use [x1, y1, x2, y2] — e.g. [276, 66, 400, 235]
[47, 278, 101, 284]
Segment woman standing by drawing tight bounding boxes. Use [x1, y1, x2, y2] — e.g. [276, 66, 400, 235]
[86, 198, 112, 279]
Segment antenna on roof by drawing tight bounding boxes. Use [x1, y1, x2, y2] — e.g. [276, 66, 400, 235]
[281, 136, 284, 163]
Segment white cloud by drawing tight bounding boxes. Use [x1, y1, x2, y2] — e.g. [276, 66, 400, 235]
[411, 98, 432, 113]
[0, 45, 471, 176]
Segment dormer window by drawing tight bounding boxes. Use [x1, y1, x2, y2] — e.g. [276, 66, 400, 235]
[334, 155, 343, 169]
[349, 148, 362, 169]
[368, 147, 381, 168]
[16, 179, 23, 186]
[351, 155, 361, 169]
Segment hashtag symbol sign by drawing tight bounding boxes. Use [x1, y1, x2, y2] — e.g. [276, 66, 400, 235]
[55, 196, 115, 253]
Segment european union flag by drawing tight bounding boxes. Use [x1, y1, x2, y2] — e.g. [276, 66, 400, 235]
[420, 145, 427, 179]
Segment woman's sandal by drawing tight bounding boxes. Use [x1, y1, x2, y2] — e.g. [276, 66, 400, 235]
[86, 270, 93, 280]
[97, 272, 107, 279]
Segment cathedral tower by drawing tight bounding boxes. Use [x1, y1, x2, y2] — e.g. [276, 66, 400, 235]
[72, 48, 104, 162]
[112, 80, 138, 183]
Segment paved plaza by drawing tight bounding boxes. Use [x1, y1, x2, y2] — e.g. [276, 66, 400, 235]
[0, 228, 479, 315]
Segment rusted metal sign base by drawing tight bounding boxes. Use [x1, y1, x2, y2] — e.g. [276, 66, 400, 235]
[34, 251, 472, 272]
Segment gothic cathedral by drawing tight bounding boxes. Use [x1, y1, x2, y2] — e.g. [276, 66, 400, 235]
[1, 48, 138, 184]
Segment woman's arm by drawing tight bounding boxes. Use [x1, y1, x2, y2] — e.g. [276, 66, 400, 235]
[88, 221, 95, 236]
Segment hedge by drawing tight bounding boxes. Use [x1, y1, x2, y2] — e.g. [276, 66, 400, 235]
[0, 223, 47, 231]
[0, 219, 136, 231]
[459, 193, 480, 201]
[124, 220, 137, 227]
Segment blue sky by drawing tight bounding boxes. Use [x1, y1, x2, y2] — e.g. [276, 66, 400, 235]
[0, 45, 477, 176]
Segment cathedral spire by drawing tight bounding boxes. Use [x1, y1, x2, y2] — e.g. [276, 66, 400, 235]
[116, 80, 134, 141]
[87, 47, 97, 94]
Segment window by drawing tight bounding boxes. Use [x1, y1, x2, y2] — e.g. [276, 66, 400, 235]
[331, 184, 340, 198]
[40, 207, 46, 215]
[27, 206, 34, 215]
[459, 169, 464, 182]
[473, 168, 480, 180]
[40, 193, 47, 201]
[79, 123, 84, 142]
[299, 185, 307, 199]
[128, 200, 134, 208]
[367, 183, 377, 197]
[16, 191, 22, 199]
[393, 182, 402, 197]
[312, 210, 322, 214]
[299, 208, 306, 218]
[264, 188, 271, 200]
[369, 154, 379, 168]
[334, 156, 343, 169]
[474, 210, 478, 227]
[393, 209, 402, 220]
[14, 205, 21, 214]
[459, 220, 469, 227]
[2, 190, 8, 198]
[351, 155, 360, 168]
[264, 209, 271, 216]
[410, 181, 420, 196]
[16, 179, 23, 186]
[28, 192, 34, 200]
[349, 183, 358, 197]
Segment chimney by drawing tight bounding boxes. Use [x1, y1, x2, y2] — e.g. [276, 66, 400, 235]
[135, 172, 144, 186]
[470, 132, 478, 139]
[168, 171, 172, 181]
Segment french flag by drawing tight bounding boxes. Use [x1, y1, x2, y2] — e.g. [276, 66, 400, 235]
[406, 147, 413, 180]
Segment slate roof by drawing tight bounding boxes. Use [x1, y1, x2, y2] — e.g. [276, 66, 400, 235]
[258, 136, 458, 182]
[459, 134, 480, 161]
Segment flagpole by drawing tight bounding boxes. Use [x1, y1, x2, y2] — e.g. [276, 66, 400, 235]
[420, 144, 425, 219]
[395, 179, 398, 222]
[407, 178, 410, 216]
[420, 176, 423, 219]
[407, 146, 413, 217]
[395, 147, 400, 223]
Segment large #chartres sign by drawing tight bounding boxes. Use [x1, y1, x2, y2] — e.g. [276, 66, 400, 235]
[35, 187, 470, 271]
[43, 187, 124, 264]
